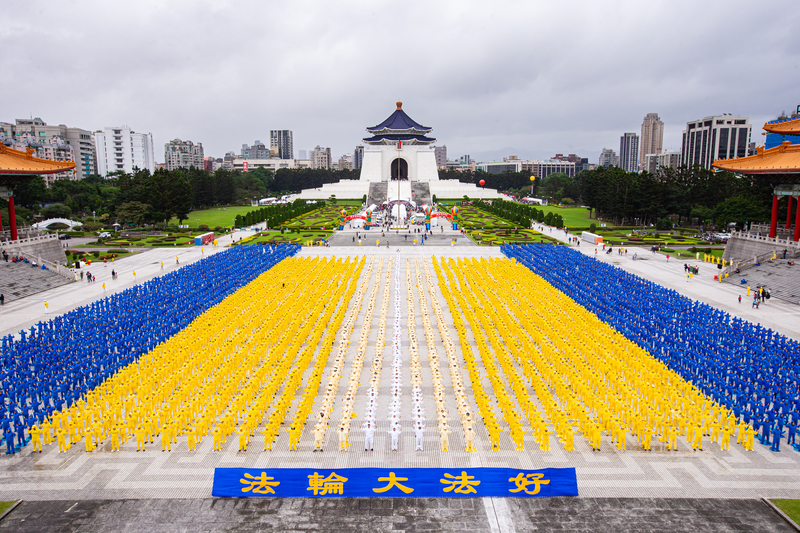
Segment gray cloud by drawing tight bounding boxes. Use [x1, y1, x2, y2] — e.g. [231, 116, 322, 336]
[2, 0, 798, 165]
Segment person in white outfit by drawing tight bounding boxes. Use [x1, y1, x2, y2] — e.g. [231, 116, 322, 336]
[363, 422, 375, 451]
[389, 425, 401, 451]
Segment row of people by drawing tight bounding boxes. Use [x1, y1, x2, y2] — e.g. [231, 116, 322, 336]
[360, 258, 393, 451]
[387, 253, 404, 451]
[311, 257, 374, 451]
[405, 259, 426, 450]
[337, 258, 385, 450]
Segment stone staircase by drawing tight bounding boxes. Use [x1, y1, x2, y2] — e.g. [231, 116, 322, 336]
[412, 182, 432, 205]
[0, 261, 74, 303]
[367, 182, 388, 206]
[723, 260, 800, 304]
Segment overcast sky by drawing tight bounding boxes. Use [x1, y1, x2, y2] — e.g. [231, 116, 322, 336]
[3, 0, 799, 165]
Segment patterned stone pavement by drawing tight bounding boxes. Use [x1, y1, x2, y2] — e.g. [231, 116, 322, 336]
[0, 498, 792, 532]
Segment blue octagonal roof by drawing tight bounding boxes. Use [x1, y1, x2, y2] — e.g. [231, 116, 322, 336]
[367, 102, 431, 133]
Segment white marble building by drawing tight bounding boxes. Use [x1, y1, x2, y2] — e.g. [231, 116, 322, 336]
[298, 103, 500, 202]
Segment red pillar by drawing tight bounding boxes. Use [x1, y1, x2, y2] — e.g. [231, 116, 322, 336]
[769, 194, 779, 238]
[788, 195, 795, 230]
[8, 194, 17, 241]
[795, 196, 800, 242]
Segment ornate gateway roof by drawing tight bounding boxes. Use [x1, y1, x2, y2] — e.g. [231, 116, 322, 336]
[712, 141, 800, 175]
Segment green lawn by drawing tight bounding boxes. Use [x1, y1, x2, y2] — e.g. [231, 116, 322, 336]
[467, 228, 561, 246]
[0, 501, 16, 515]
[168, 206, 254, 228]
[771, 500, 800, 525]
[534, 205, 599, 228]
[236, 230, 333, 246]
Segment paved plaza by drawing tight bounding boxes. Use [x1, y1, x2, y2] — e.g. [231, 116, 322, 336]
[2, 239, 800, 531]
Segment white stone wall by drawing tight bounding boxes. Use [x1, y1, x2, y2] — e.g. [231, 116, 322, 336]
[359, 144, 439, 182]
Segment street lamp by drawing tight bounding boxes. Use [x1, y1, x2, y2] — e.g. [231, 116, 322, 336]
[530, 175, 536, 197]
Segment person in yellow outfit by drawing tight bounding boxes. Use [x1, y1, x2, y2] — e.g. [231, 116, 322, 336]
[57, 426, 69, 453]
[721, 426, 732, 451]
[30, 425, 42, 453]
[161, 426, 172, 452]
[110, 425, 120, 452]
[135, 425, 146, 452]
[188, 426, 197, 451]
[213, 426, 224, 451]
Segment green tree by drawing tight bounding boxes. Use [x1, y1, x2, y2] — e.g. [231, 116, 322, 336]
[713, 195, 769, 229]
[11, 176, 47, 207]
[41, 203, 72, 218]
[116, 201, 151, 226]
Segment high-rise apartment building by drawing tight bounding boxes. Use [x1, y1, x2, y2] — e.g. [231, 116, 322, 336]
[553, 153, 591, 172]
[353, 145, 364, 170]
[599, 148, 619, 168]
[94, 126, 155, 176]
[311, 145, 331, 169]
[619, 133, 639, 172]
[164, 139, 204, 171]
[270, 130, 293, 160]
[644, 150, 681, 174]
[434, 146, 447, 168]
[640, 113, 664, 167]
[1, 117, 96, 179]
[680, 115, 751, 170]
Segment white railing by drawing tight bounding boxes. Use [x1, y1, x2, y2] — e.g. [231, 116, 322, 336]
[0, 233, 58, 246]
[35, 255, 77, 281]
[730, 231, 800, 250]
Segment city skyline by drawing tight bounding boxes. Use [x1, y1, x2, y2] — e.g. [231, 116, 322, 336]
[2, 0, 798, 167]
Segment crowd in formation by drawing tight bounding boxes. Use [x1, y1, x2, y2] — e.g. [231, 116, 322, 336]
[4, 240, 798, 457]
[1, 245, 299, 454]
[436, 255, 761, 453]
[503, 244, 800, 452]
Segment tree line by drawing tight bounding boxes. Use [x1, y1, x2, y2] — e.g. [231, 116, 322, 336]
[439, 165, 778, 229]
[2, 166, 360, 228]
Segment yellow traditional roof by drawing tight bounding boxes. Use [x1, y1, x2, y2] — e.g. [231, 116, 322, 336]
[764, 116, 800, 135]
[712, 141, 800, 174]
[0, 144, 76, 175]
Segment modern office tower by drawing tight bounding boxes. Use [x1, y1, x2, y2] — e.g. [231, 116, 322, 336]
[619, 133, 639, 172]
[94, 126, 155, 176]
[163, 138, 204, 171]
[640, 113, 664, 167]
[270, 130, 293, 160]
[680, 115, 751, 170]
[353, 145, 364, 170]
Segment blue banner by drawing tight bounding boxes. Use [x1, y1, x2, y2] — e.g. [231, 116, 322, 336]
[212, 467, 578, 498]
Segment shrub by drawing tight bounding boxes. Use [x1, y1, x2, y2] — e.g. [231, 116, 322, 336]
[199, 224, 210, 232]
[92, 251, 100, 258]
[589, 223, 597, 232]
[656, 219, 673, 231]
[214, 226, 224, 233]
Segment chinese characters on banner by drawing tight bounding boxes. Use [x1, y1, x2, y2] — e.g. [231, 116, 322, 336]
[213, 468, 578, 498]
